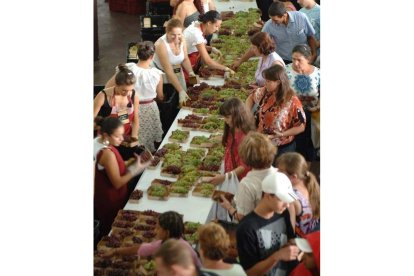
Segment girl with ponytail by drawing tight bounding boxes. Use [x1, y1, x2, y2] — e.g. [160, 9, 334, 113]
[276, 152, 320, 236]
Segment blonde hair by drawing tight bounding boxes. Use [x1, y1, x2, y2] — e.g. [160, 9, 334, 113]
[238, 131, 277, 169]
[198, 222, 229, 260]
[166, 18, 183, 33]
[276, 152, 320, 219]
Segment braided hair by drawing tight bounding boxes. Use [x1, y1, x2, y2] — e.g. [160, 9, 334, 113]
[158, 211, 184, 239]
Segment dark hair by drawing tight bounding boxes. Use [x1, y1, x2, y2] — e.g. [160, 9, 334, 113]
[262, 64, 295, 106]
[115, 64, 136, 86]
[292, 44, 312, 59]
[99, 117, 123, 135]
[158, 211, 184, 239]
[199, 10, 221, 24]
[250, 32, 276, 55]
[268, 1, 287, 17]
[174, 0, 204, 15]
[137, 41, 155, 60]
[154, 239, 193, 269]
[166, 18, 184, 32]
[219, 97, 255, 147]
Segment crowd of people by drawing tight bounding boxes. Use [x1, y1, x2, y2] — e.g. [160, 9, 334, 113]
[94, 0, 321, 275]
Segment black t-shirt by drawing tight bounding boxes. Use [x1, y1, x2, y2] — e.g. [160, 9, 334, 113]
[236, 210, 296, 276]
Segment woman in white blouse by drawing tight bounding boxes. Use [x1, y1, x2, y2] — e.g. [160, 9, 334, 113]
[105, 42, 164, 153]
[153, 18, 194, 105]
[183, 10, 235, 81]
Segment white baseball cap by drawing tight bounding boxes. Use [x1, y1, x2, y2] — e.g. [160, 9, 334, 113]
[261, 171, 298, 203]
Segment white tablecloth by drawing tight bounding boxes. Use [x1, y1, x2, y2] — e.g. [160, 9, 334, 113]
[123, 78, 225, 224]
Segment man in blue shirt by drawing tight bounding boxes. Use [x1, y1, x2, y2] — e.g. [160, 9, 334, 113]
[232, 1, 317, 69]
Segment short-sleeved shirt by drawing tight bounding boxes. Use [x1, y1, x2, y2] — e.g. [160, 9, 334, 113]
[255, 52, 285, 87]
[120, 63, 162, 101]
[253, 88, 306, 146]
[200, 264, 247, 276]
[235, 167, 277, 215]
[262, 11, 315, 61]
[285, 64, 320, 110]
[183, 21, 207, 55]
[300, 4, 320, 41]
[236, 210, 296, 276]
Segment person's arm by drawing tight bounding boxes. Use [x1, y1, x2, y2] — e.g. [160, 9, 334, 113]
[274, 124, 305, 138]
[156, 77, 164, 101]
[245, 88, 262, 110]
[246, 245, 299, 276]
[131, 93, 139, 139]
[208, 165, 245, 185]
[174, 2, 187, 25]
[98, 149, 136, 189]
[272, 60, 285, 67]
[306, 35, 317, 64]
[231, 47, 255, 71]
[302, 14, 317, 63]
[155, 42, 185, 92]
[100, 245, 141, 258]
[288, 203, 297, 231]
[93, 92, 105, 118]
[196, 43, 229, 71]
[105, 73, 116, 88]
[208, 0, 216, 10]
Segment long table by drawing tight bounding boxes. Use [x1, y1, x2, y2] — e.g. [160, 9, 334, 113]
[124, 78, 225, 224]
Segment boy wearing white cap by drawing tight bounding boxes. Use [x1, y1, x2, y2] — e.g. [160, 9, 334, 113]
[236, 170, 299, 276]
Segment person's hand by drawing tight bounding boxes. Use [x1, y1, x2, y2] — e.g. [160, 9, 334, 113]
[128, 154, 151, 177]
[99, 249, 116, 259]
[230, 60, 242, 71]
[178, 90, 190, 106]
[207, 174, 225, 186]
[211, 47, 222, 57]
[275, 245, 300, 261]
[189, 71, 196, 77]
[248, 83, 259, 90]
[219, 195, 232, 210]
[224, 67, 236, 78]
[307, 105, 320, 112]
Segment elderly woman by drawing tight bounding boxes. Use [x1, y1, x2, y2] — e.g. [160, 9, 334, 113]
[246, 64, 306, 159]
[285, 44, 320, 162]
[232, 32, 285, 88]
[183, 10, 235, 82]
[198, 222, 246, 275]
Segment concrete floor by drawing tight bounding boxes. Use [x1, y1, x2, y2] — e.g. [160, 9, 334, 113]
[94, 0, 142, 85]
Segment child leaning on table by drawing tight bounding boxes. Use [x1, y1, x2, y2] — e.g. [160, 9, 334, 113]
[99, 211, 201, 268]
